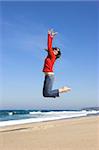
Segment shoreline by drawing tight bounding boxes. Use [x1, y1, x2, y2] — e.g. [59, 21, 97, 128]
[0, 115, 98, 129]
[0, 116, 99, 150]
[0, 112, 99, 128]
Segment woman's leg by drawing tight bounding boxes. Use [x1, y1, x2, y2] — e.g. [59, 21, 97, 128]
[43, 75, 59, 98]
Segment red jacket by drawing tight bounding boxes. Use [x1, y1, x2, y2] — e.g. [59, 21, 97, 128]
[43, 34, 56, 72]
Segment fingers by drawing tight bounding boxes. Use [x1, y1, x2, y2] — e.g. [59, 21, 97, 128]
[48, 28, 58, 37]
[48, 29, 54, 34]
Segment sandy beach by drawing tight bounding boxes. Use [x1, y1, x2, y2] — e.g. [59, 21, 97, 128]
[0, 116, 99, 150]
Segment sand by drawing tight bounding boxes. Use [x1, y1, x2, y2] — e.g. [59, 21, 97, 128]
[0, 116, 99, 150]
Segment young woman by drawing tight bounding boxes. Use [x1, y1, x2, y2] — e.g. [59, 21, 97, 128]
[43, 29, 71, 98]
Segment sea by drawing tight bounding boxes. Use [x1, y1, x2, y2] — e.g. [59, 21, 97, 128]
[0, 108, 99, 127]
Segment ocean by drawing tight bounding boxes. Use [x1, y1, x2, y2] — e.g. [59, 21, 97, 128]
[0, 109, 99, 127]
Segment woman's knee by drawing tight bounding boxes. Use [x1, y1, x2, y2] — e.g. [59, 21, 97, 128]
[43, 88, 53, 97]
[43, 91, 55, 98]
[43, 91, 50, 97]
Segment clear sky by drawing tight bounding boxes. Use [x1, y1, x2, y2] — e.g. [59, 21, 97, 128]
[0, 1, 99, 110]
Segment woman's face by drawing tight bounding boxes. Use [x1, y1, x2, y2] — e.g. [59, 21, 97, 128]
[53, 49, 58, 55]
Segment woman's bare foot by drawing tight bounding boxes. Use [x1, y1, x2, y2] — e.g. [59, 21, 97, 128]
[59, 86, 71, 93]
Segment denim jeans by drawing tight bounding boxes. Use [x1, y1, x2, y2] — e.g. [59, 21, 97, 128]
[43, 74, 59, 98]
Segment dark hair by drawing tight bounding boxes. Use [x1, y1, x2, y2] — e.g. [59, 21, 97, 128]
[53, 47, 61, 59]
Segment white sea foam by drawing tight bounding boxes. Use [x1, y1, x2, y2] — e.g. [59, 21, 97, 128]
[0, 110, 98, 127]
[9, 112, 13, 115]
[29, 111, 42, 115]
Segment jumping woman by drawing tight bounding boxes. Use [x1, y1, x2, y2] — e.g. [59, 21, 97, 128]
[43, 29, 71, 98]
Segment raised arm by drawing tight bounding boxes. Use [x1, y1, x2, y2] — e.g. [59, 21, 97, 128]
[47, 29, 58, 58]
[47, 33, 54, 57]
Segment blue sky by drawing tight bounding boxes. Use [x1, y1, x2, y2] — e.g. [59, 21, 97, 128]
[0, 1, 99, 110]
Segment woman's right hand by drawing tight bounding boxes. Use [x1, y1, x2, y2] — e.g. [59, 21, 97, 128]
[48, 29, 58, 37]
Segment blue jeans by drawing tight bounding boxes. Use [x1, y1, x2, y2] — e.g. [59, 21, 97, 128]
[43, 74, 59, 98]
